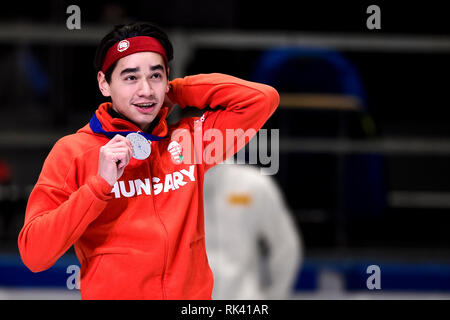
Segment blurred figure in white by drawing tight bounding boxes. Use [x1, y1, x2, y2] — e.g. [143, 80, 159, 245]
[204, 163, 302, 300]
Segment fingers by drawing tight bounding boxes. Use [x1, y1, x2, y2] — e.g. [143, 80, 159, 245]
[113, 148, 133, 166]
[100, 149, 130, 167]
[107, 134, 133, 149]
[105, 135, 133, 156]
[109, 147, 132, 156]
[98, 135, 135, 186]
[100, 137, 133, 166]
[114, 150, 133, 168]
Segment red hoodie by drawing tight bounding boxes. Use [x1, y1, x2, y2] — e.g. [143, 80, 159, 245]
[18, 73, 279, 299]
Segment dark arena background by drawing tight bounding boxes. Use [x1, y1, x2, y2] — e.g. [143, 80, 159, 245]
[1, 0, 450, 300]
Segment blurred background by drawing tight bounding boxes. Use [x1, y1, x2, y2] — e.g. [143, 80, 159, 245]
[1, 0, 450, 299]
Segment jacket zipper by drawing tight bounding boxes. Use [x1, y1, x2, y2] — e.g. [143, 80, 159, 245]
[156, 210, 169, 299]
[150, 163, 169, 300]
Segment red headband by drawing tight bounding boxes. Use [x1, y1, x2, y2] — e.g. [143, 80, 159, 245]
[101, 36, 168, 73]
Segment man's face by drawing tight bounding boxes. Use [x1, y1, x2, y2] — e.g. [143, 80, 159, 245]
[98, 51, 170, 131]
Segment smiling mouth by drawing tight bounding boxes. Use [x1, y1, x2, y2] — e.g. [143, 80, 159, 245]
[133, 102, 157, 109]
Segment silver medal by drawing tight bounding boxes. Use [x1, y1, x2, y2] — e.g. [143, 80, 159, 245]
[126, 132, 151, 160]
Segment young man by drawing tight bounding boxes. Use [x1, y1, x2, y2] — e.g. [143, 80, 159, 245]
[18, 22, 279, 299]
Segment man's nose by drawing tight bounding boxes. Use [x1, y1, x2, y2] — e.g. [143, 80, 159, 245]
[137, 79, 154, 96]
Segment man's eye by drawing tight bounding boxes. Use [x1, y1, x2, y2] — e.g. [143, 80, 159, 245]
[125, 75, 137, 81]
[151, 73, 162, 79]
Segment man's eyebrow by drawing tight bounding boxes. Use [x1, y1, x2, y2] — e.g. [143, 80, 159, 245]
[150, 64, 164, 72]
[119, 67, 139, 76]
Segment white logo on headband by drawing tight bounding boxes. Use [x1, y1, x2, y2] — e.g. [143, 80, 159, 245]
[117, 40, 130, 52]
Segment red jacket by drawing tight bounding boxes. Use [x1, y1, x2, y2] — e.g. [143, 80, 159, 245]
[18, 73, 279, 299]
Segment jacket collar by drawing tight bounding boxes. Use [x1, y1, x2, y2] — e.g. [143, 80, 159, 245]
[95, 102, 169, 137]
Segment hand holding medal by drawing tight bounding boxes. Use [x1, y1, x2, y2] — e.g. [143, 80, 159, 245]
[98, 134, 133, 186]
[90, 112, 162, 186]
[90, 113, 162, 162]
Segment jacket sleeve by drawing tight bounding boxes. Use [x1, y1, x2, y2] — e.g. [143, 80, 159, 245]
[18, 139, 113, 273]
[168, 73, 279, 171]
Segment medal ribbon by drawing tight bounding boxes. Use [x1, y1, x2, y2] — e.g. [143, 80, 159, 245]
[89, 113, 166, 141]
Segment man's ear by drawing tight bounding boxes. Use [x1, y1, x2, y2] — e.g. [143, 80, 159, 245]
[166, 67, 171, 93]
[97, 71, 111, 97]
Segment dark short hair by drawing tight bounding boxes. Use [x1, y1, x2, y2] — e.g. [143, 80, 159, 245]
[94, 21, 174, 83]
